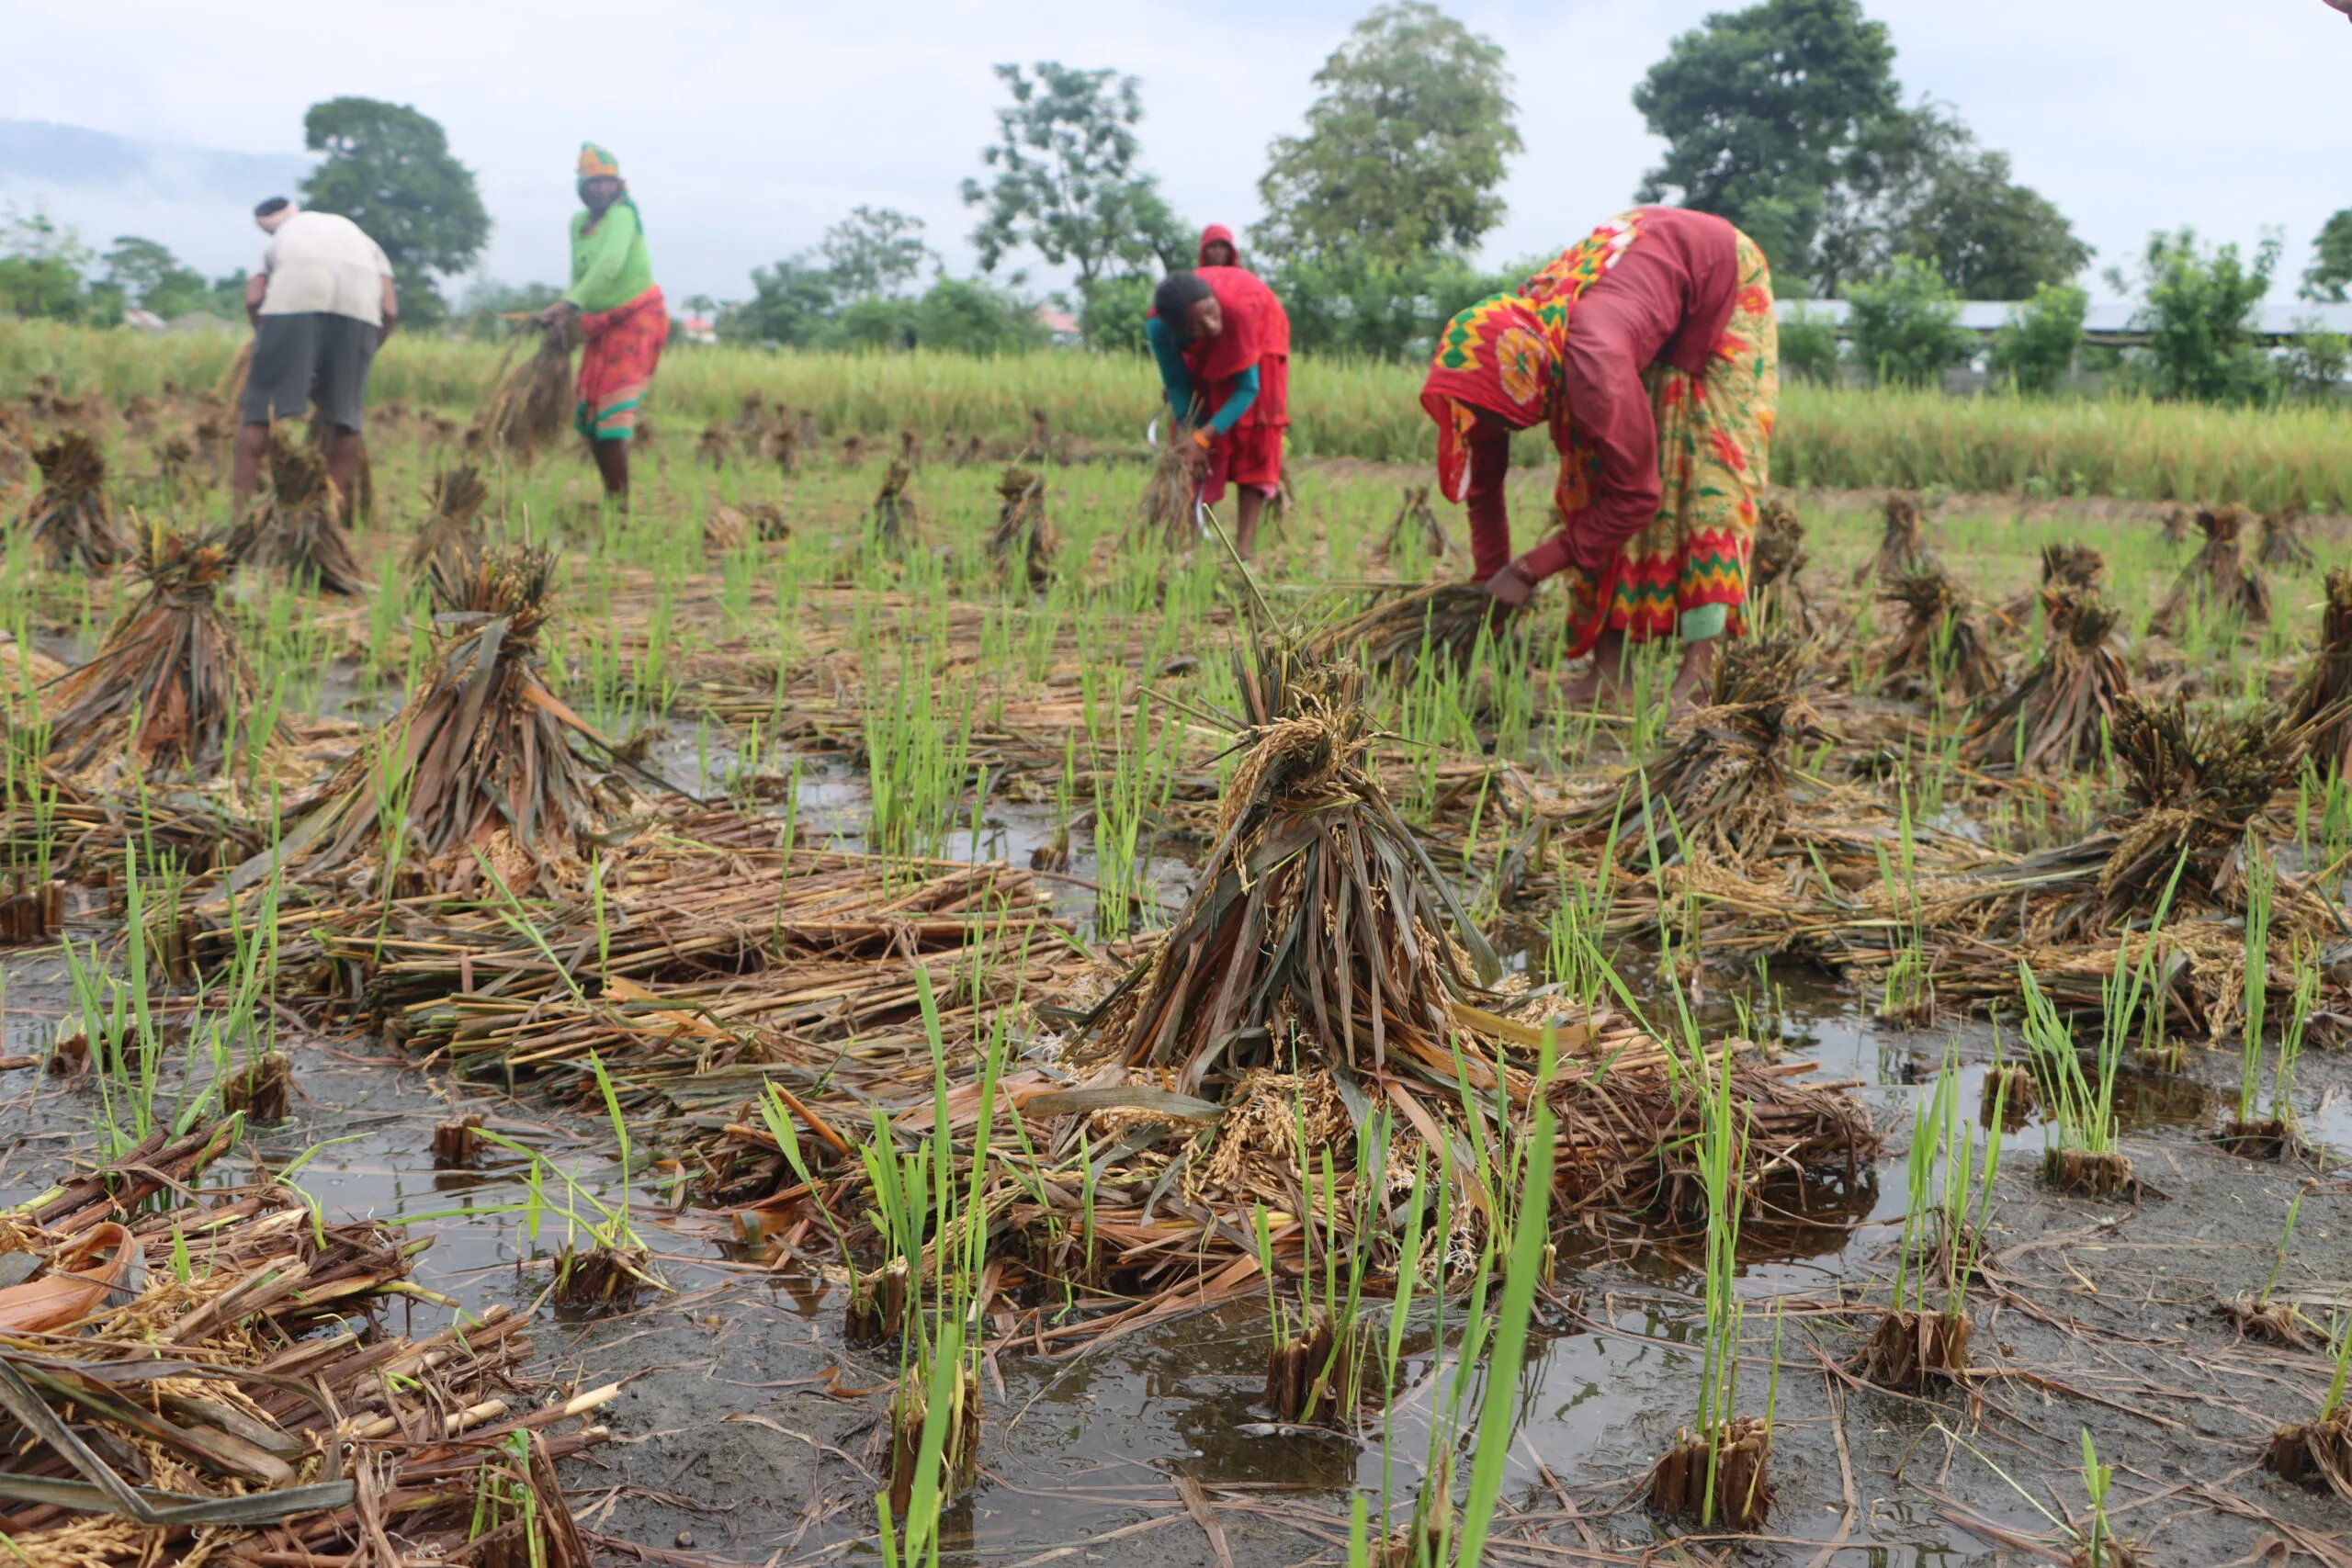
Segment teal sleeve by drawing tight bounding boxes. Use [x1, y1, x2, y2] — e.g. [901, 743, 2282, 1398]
[1205, 365, 1260, 434]
[1145, 316, 1198, 423]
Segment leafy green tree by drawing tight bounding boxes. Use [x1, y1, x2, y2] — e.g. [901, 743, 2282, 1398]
[821, 207, 936, 299]
[2277, 320, 2349, 402]
[1634, 0, 1899, 277]
[962, 62, 1188, 299]
[1637, 4, 2087, 299]
[0, 212, 101, 322]
[2123, 228, 2279, 403]
[1986, 281, 2086, 394]
[299, 96, 490, 324]
[1843, 254, 1970, 386]
[2303, 209, 2352, 303]
[912, 277, 1045, 355]
[102, 236, 212, 318]
[722, 256, 840, 346]
[1254, 2, 1521, 265]
[1265, 249, 1515, 359]
[1776, 305, 1843, 382]
[1078, 273, 1155, 354]
[455, 276, 564, 340]
[207, 268, 251, 320]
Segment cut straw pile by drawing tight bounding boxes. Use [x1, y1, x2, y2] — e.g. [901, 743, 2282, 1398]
[23, 431, 128, 572]
[1871, 569, 2000, 703]
[471, 316, 578, 461]
[0, 1122, 611, 1565]
[43, 518, 279, 783]
[407, 463, 490, 570]
[2154, 504, 2270, 632]
[250, 433, 368, 596]
[987, 464, 1056, 591]
[243, 540, 627, 896]
[1853, 490, 1936, 586]
[1962, 585, 2130, 774]
[1312, 581, 1507, 676]
[2290, 567, 2352, 777]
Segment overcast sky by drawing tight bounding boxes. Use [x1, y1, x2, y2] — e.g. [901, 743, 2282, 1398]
[6, 0, 2346, 304]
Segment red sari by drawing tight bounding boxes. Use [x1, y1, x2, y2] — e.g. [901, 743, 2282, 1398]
[1183, 267, 1290, 495]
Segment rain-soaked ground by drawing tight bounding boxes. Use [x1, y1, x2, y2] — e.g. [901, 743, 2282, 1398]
[5, 723, 2351, 1565]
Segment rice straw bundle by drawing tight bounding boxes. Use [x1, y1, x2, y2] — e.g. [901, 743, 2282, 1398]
[471, 315, 577, 460]
[1872, 568, 2000, 703]
[249, 433, 368, 595]
[1065, 637, 1501, 1095]
[1577, 632, 1821, 867]
[242, 541, 626, 895]
[1998, 540, 2105, 626]
[1962, 586, 2131, 774]
[406, 463, 490, 570]
[707, 500, 788, 551]
[2092, 694, 2299, 923]
[2288, 567, 2352, 777]
[694, 423, 732, 468]
[1311, 581, 1507, 676]
[23, 431, 128, 571]
[43, 518, 279, 782]
[2154, 504, 2270, 632]
[765, 419, 800, 476]
[869, 458, 921, 547]
[987, 464, 1056, 591]
[2259, 506, 2317, 570]
[1853, 490, 1937, 586]
[1137, 422, 1200, 545]
[1747, 487, 1813, 633]
[1368, 483, 1456, 572]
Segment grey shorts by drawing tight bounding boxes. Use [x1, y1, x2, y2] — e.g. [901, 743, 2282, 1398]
[241, 311, 379, 432]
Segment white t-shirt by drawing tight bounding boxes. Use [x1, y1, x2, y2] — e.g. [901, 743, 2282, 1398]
[258, 211, 394, 325]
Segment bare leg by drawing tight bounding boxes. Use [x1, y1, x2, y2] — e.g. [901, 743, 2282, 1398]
[1233, 488, 1266, 557]
[1668, 635, 1719, 712]
[229, 422, 271, 517]
[1560, 628, 1632, 707]
[592, 438, 629, 504]
[325, 426, 364, 520]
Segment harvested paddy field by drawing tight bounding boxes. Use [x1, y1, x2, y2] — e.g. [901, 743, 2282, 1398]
[2, 375, 2352, 1566]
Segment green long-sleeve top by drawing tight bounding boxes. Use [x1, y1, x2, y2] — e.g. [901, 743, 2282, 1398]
[1145, 315, 1258, 434]
[564, 200, 654, 314]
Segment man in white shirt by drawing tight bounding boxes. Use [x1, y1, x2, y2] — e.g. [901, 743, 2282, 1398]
[229, 196, 399, 517]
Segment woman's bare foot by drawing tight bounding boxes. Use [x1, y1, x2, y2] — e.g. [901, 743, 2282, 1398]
[1561, 629, 1630, 707]
[1668, 636, 1719, 713]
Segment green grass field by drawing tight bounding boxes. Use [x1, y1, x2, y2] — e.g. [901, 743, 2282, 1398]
[6, 319, 2350, 509]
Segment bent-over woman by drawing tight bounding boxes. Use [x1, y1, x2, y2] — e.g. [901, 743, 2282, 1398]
[1420, 205, 1778, 708]
[1148, 263, 1291, 557]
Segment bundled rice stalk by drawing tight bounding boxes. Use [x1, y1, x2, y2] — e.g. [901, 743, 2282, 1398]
[1871, 569, 2000, 703]
[1367, 484, 1457, 573]
[869, 457, 921, 547]
[1852, 490, 1937, 586]
[899, 427, 923, 468]
[23, 430, 128, 571]
[405, 463, 490, 570]
[249, 434, 367, 595]
[1137, 422, 1199, 546]
[840, 432, 865, 469]
[1064, 638, 1501, 1096]
[2154, 504, 2270, 633]
[694, 423, 732, 467]
[2259, 506, 2316, 569]
[705, 502, 750, 553]
[1651, 1416, 1771, 1531]
[1747, 487, 1812, 633]
[44, 518, 280, 782]
[1962, 586, 2130, 773]
[471, 315, 577, 461]
[242, 541, 627, 896]
[765, 418, 800, 476]
[2289, 567, 2352, 776]
[1998, 541, 2105, 626]
[1575, 632, 1821, 867]
[1312, 581, 1506, 676]
[2092, 695, 2300, 926]
[987, 464, 1056, 591]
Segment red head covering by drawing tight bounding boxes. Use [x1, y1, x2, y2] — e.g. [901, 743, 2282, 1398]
[1196, 224, 1241, 269]
[1182, 266, 1290, 428]
[1418, 211, 1645, 502]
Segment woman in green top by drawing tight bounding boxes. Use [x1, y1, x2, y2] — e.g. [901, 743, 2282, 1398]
[536, 142, 665, 502]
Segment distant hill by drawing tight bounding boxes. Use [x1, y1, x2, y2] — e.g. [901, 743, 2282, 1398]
[0, 119, 312, 276]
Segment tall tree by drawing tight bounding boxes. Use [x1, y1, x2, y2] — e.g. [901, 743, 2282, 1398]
[1255, 2, 1521, 265]
[300, 97, 489, 323]
[1634, 0, 1900, 279]
[102, 236, 211, 318]
[820, 207, 936, 299]
[2126, 228, 2280, 403]
[962, 63, 1187, 298]
[2303, 209, 2352, 303]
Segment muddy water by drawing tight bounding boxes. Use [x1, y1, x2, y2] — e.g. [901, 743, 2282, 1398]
[4, 726, 2349, 1564]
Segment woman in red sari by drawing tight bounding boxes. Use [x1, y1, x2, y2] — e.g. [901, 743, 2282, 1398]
[1148, 265, 1290, 556]
[1420, 205, 1778, 710]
